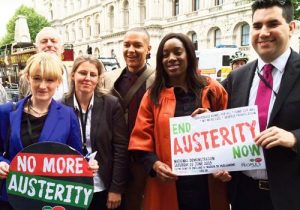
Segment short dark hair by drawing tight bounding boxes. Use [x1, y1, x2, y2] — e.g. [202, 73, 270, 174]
[126, 27, 150, 43]
[150, 33, 206, 106]
[252, 0, 294, 23]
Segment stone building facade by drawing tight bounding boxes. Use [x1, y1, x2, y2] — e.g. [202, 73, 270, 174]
[32, 0, 300, 67]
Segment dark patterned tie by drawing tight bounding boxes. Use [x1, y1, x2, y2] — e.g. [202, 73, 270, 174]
[255, 64, 273, 131]
[128, 74, 139, 134]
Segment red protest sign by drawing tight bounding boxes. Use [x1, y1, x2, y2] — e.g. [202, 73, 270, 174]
[7, 142, 94, 210]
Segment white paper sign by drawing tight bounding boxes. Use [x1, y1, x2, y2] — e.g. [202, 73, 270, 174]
[170, 106, 266, 176]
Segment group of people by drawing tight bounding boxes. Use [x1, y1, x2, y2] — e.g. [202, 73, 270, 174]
[0, 1, 299, 210]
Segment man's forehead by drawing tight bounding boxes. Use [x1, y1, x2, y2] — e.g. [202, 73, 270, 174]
[38, 30, 61, 42]
[124, 31, 148, 42]
[252, 6, 284, 20]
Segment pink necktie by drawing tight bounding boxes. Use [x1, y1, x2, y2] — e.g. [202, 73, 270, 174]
[255, 64, 273, 131]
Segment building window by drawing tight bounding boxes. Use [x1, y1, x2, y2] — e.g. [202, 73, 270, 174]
[94, 14, 100, 35]
[49, 3, 53, 20]
[215, 0, 223, 6]
[50, 10, 53, 20]
[78, 0, 81, 10]
[191, 32, 198, 50]
[193, 0, 200, 11]
[214, 28, 221, 47]
[78, 20, 83, 40]
[241, 23, 250, 46]
[70, 0, 74, 11]
[65, 26, 69, 42]
[173, 0, 179, 16]
[123, 0, 129, 27]
[86, 17, 91, 38]
[94, 47, 100, 57]
[139, 0, 146, 24]
[109, 6, 114, 31]
[72, 22, 76, 41]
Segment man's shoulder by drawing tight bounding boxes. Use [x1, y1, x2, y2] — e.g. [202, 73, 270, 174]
[103, 68, 124, 79]
[230, 60, 256, 77]
[288, 49, 300, 63]
[102, 68, 125, 90]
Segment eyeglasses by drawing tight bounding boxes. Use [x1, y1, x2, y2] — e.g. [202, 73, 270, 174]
[76, 71, 99, 80]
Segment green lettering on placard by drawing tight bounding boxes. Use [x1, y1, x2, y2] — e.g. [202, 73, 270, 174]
[172, 122, 191, 135]
[233, 144, 261, 159]
[7, 172, 93, 208]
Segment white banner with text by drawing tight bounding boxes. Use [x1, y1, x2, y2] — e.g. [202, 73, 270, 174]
[170, 106, 266, 176]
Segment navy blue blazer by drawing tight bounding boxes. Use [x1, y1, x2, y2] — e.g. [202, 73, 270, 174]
[225, 49, 300, 210]
[0, 96, 82, 201]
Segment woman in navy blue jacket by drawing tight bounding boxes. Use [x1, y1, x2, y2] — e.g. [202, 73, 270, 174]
[0, 52, 88, 210]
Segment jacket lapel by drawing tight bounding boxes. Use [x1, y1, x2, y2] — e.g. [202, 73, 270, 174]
[232, 61, 257, 107]
[63, 96, 75, 108]
[90, 95, 103, 149]
[10, 100, 26, 152]
[39, 100, 62, 142]
[269, 51, 300, 124]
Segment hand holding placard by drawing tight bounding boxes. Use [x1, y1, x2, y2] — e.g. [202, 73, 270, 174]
[153, 160, 177, 182]
[86, 151, 98, 175]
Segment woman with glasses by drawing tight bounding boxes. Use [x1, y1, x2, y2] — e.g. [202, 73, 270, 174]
[62, 55, 128, 210]
[0, 52, 98, 210]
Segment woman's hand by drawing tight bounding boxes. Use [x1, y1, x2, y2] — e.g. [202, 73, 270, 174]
[106, 192, 121, 209]
[213, 170, 232, 182]
[153, 161, 177, 183]
[0, 161, 9, 179]
[88, 159, 99, 176]
[191, 108, 210, 117]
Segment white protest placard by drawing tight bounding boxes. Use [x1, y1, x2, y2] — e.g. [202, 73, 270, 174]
[170, 106, 266, 176]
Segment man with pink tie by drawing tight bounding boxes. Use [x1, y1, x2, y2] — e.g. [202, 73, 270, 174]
[221, 0, 300, 210]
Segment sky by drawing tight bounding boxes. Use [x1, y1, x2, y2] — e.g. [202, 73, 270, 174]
[0, 0, 33, 38]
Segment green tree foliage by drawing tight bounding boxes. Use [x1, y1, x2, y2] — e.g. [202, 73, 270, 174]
[0, 5, 50, 45]
[292, 0, 300, 20]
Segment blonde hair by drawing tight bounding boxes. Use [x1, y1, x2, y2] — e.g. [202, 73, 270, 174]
[23, 52, 64, 82]
[66, 55, 108, 98]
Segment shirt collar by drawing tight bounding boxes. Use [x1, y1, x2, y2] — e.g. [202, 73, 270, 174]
[73, 93, 94, 113]
[257, 48, 291, 74]
[125, 64, 147, 77]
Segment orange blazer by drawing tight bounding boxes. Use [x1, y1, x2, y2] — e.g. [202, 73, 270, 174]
[129, 77, 229, 210]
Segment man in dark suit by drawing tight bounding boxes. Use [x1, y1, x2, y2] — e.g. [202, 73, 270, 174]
[103, 27, 154, 210]
[221, 1, 300, 210]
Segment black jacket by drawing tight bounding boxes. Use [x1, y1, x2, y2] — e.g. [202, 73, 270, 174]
[225, 49, 300, 210]
[63, 93, 129, 193]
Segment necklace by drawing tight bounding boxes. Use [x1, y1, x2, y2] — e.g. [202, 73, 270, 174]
[27, 99, 49, 117]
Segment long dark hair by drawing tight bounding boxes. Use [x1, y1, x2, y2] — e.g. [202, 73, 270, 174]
[150, 33, 206, 106]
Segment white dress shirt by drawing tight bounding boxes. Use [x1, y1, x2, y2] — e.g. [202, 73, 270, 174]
[244, 48, 291, 180]
[74, 93, 106, 192]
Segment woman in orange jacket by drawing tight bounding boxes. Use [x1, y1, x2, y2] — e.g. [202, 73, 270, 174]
[128, 33, 229, 210]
